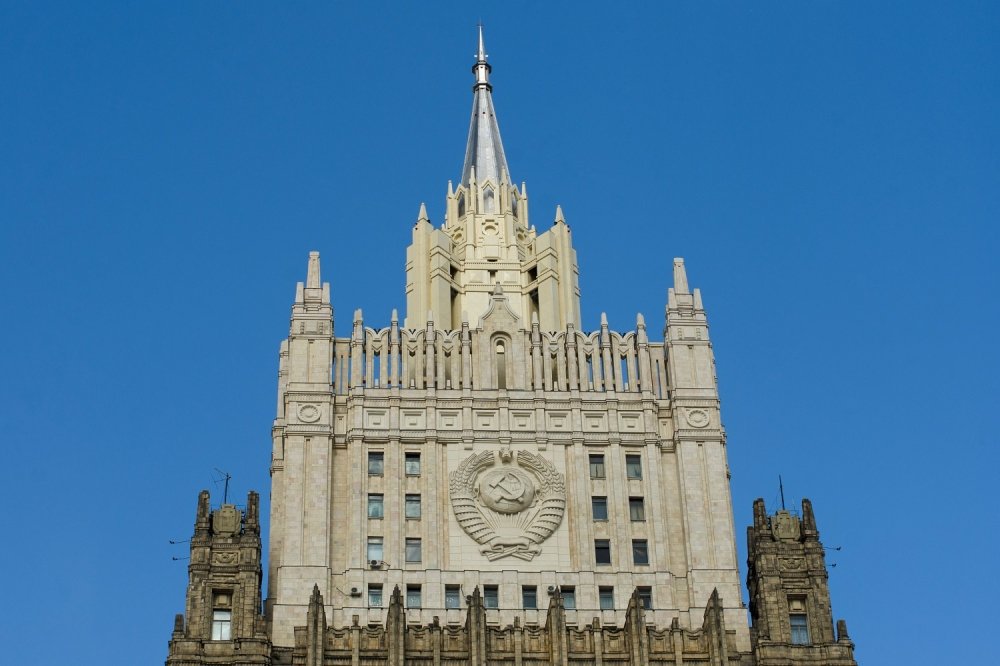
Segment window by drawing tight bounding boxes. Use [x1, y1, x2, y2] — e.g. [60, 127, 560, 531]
[522, 586, 537, 609]
[495, 340, 507, 389]
[561, 586, 576, 609]
[626, 454, 642, 479]
[445, 585, 461, 609]
[368, 451, 384, 476]
[406, 585, 421, 608]
[589, 454, 606, 479]
[405, 452, 421, 476]
[366, 536, 383, 562]
[405, 538, 422, 563]
[368, 493, 384, 519]
[789, 598, 810, 644]
[592, 496, 608, 520]
[599, 586, 614, 610]
[632, 539, 649, 565]
[637, 586, 652, 610]
[368, 584, 383, 607]
[483, 585, 499, 609]
[211, 609, 231, 640]
[405, 494, 422, 519]
[629, 496, 645, 521]
[595, 539, 611, 565]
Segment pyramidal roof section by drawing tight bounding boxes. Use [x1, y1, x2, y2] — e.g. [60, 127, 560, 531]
[460, 27, 511, 188]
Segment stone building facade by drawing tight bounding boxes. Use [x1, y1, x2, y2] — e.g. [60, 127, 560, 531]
[166, 30, 857, 666]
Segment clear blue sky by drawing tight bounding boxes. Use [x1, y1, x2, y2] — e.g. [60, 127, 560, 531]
[1, 2, 997, 664]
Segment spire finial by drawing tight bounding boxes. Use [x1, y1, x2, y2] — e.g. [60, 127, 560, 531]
[461, 24, 510, 187]
[473, 24, 490, 89]
[478, 23, 486, 63]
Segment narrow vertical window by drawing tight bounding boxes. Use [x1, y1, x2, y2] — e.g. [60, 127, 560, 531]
[789, 598, 810, 644]
[495, 340, 507, 389]
[483, 185, 495, 213]
[457, 191, 466, 217]
[561, 586, 576, 609]
[637, 586, 653, 610]
[445, 585, 461, 609]
[368, 584, 383, 607]
[483, 585, 499, 609]
[405, 452, 421, 475]
[211, 610, 231, 640]
[522, 586, 537, 609]
[599, 586, 614, 610]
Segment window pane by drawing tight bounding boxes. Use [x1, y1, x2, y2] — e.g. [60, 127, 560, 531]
[367, 537, 383, 562]
[445, 586, 461, 609]
[369, 585, 383, 607]
[484, 586, 498, 609]
[522, 586, 537, 609]
[595, 539, 611, 564]
[626, 454, 642, 479]
[589, 454, 606, 479]
[405, 494, 421, 519]
[592, 496, 608, 520]
[368, 494, 384, 518]
[211, 610, 231, 640]
[562, 588, 576, 609]
[629, 497, 645, 521]
[790, 614, 810, 644]
[368, 452, 384, 475]
[633, 539, 649, 565]
[406, 586, 421, 607]
[405, 538, 422, 563]
[405, 452, 421, 475]
[637, 587, 652, 610]
[599, 587, 614, 610]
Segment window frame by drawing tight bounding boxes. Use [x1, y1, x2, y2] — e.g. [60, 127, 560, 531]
[632, 538, 649, 565]
[625, 454, 642, 479]
[628, 496, 645, 521]
[368, 451, 384, 476]
[598, 586, 615, 610]
[637, 586, 653, 610]
[445, 585, 461, 609]
[405, 493, 422, 519]
[404, 452, 421, 476]
[367, 493, 384, 519]
[561, 586, 576, 609]
[595, 539, 611, 565]
[483, 585, 499, 609]
[366, 536, 384, 563]
[522, 585, 537, 609]
[406, 584, 421, 608]
[589, 454, 606, 479]
[591, 496, 608, 521]
[405, 537, 422, 563]
[211, 609, 232, 640]
[368, 584, 383, 608]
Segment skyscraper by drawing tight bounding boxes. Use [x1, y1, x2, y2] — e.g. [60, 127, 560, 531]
[166, 30, 857, 666]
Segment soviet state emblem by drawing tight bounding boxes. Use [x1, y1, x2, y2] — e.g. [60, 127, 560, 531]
[449, 447, 566, 560]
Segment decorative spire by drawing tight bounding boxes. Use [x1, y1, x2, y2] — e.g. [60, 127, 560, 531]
[461, 26, 511, 187]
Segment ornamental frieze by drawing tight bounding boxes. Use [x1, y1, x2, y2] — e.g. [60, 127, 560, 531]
[449, 447, 566, 561]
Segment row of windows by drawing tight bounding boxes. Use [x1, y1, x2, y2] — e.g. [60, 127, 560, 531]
[592, 495, 646, 521]
[368, 494, 422, 519]
[366, 537, 651, 566]
[595, 538, 650, 565]
[367, 452, 644, 480]
[368, 452, 421, 476]
[368, 585, 652, 611]
[589, 454, 643, 480]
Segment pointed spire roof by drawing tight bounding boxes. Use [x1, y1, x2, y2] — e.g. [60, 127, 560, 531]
[461, 26, 511, 188]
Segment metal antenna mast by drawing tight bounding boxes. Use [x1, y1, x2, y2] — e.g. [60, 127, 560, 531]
[779, 474, 786, 510]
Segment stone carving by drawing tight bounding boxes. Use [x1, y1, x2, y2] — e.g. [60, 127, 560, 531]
[297, 404, 321, 423]
[449, 447, 565, 560]
[213, 551, 240, 565]
[687, 408, 710, 428]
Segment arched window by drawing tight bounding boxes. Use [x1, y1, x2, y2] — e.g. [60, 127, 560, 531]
[457, 192, 466, 217]
[495, 340, 507, 389]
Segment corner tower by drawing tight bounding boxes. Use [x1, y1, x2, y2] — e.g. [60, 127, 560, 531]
[405, 28, 581, 331]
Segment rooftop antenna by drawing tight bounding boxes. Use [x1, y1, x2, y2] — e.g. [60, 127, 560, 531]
[213, 468, 232, 504]
[778, 474, 786, 510]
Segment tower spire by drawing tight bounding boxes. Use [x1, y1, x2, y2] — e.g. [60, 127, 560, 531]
[461, 25, 511, 187]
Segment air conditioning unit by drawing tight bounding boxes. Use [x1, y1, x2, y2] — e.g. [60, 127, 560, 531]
[547, 585, 558, 594]
[369, 559, 381, 569]
[349, 587, 362, 597]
